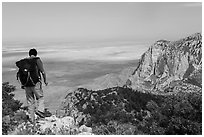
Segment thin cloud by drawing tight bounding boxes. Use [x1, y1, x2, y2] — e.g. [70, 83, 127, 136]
[182, 2, 201, 7]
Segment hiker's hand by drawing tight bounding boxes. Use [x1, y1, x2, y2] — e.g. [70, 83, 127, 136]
[44, 82, 48, 86]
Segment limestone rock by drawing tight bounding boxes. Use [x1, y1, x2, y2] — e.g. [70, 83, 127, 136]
[79, 125, 92, 133]
[38, 115, 75, 132]
[78, 132, 94, 135]
[128, 33, 202, 92]
[60, 116, 75, 126]
[10, 114, 93, 135]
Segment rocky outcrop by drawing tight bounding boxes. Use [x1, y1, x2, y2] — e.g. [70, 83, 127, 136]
[10, 114, 94, 135]
[37, 115, 75, 133]
[128, 33, 202, 92]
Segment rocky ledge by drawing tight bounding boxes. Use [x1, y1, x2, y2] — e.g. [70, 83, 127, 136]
[8, 111, 94, 135]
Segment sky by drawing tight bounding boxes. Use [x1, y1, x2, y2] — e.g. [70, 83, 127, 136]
[1, 1, 202, 112]
[2, 2, 202, 43]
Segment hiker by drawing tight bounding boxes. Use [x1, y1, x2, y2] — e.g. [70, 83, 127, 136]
[16, 48, 48, 122]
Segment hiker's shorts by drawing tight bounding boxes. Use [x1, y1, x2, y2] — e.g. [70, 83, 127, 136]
[25, 82, 45, 121]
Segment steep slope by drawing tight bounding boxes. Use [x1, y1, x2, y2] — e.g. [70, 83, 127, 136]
[60, 86, 202, 135]
[128, 33, 202, 92]
[60, 87, 164, 126]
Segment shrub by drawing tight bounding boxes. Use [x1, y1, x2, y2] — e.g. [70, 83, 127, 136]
[2, 82, 23, 135]
[62, 86, 202, 135]
[2, 82, 22, 116]
[141, 92, 202, 135]
[93, 121, 142, 135]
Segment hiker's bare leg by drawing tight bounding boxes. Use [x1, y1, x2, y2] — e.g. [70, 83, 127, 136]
[25, 87, 35, 122]
[34, 82, 45, 113]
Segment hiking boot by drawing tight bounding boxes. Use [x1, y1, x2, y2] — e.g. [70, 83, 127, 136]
[44, 111, 52, 117]
[44, 109, 52, 117]
[35, 111, 45, 118]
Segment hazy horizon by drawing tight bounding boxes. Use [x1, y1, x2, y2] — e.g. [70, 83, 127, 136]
[3, 2, 202, 43]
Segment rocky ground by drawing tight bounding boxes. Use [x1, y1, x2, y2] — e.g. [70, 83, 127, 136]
[7, 111, 94, 135]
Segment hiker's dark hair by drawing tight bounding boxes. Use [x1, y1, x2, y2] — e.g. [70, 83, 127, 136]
[29, 48, 37, 56]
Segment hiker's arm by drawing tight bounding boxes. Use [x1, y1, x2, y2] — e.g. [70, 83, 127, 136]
[41, 72, 48, 86]
[37, 59, 48, 86]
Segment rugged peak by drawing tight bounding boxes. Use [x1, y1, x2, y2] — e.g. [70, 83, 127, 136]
[184, 32, 202, 41]
[156, 39, 170, 43]
[150, 39, 170, 53]
[128, 33, 202, 92]
[154, 40, 170, 48]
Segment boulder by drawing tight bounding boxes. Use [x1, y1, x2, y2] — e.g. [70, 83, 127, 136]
[38, 115, 76, 133]
[79, 125, 92, 133]
[60, 116, 75, 127]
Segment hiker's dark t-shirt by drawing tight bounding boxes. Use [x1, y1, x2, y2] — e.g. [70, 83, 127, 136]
[29, 56, 45, 79]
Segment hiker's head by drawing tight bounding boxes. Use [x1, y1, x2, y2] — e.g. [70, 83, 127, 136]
[29, 48, 37, 57]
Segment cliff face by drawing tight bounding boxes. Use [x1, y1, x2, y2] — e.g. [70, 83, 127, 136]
[128, 33, 202, 92]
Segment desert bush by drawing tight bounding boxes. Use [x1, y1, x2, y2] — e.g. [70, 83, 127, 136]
[165, 116, 202, 135]
[93, 120, 142, 135]
[139, 91, 202, 135]
[62, 86, 202, 135]
[2, 82, 23, 135]
[2, 82, 22, 116]
[163, 92, 202, 135]
[72, 87, 164, 126]
[63, 87, 165, 134]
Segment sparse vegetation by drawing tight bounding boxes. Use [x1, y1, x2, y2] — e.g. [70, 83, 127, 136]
[2, 82, 202, 135]
[2, 82, 23, 135]
[63, 86, 202, 135]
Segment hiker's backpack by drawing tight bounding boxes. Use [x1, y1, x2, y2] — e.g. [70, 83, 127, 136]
[16, 57, 40, 87]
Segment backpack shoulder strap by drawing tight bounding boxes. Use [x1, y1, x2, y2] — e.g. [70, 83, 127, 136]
[34, 57, 40, 60]
[32, 57, 40, 67]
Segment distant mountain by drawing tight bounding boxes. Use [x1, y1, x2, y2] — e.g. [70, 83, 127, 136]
[79, 66, 137, 90]
[128, 33, 202, 93]
[79, 33, 202, 93]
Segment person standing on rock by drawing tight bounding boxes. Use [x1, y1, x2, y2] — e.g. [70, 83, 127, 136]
[16, 48, 48, 122]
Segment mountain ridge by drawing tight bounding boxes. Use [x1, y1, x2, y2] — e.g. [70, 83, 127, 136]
[128, 32, 202, 92]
